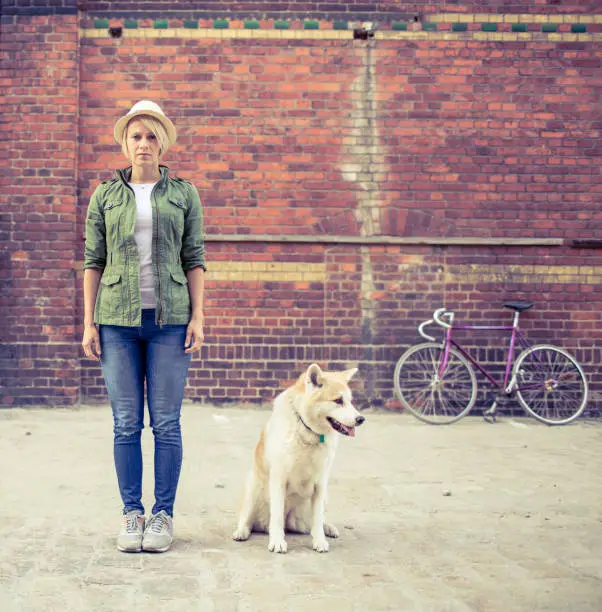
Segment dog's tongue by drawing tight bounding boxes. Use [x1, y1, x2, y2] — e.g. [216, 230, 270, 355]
[341, 423, 355, 437]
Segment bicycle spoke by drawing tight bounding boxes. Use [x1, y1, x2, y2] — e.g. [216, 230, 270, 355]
[514, 345, 588, 424]
[394, 343, 477, 424]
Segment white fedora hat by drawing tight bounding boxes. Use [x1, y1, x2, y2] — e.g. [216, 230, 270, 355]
[113, 100, 177, 147]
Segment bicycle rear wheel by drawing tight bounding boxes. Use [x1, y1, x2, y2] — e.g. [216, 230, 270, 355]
[513, 344, 588, 425]
[394, 342, 478, 424]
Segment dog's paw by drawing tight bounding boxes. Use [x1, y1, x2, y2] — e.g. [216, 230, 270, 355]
[268, 537, 288, 553]
[232, 526, 250, 541]
[312, 537, 329, 553]
[323, 523, 339, 538]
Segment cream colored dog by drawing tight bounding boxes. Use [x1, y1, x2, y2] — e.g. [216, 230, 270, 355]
[232, 363, 365, 553]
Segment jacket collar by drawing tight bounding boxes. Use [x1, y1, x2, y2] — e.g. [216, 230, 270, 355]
[116, 165, 170, 186]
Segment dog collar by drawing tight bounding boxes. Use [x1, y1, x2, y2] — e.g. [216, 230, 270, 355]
[296, 412, 325, 444]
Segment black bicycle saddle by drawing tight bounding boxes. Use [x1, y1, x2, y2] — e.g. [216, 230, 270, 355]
[503, 301, 534, 312]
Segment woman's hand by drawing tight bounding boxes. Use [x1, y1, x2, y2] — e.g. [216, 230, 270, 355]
[185, 316, 204, 354]
[82, 324, 102, 361]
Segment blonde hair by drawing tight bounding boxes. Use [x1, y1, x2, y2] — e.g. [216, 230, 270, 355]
[122, 115, 171, 157]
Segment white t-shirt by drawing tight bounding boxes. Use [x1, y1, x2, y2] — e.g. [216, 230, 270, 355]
[129, 182, 157, 308]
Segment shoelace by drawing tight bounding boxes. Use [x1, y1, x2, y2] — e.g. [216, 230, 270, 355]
[149, 513, 168, 533]
[124, 513, 142, 533]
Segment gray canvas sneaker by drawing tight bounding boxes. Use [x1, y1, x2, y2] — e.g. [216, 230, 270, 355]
[142, 510, 173, 553]
[117, 510, 145, 552]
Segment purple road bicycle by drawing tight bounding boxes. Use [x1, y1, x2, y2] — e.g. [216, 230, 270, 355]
[394, 301, 588, 425]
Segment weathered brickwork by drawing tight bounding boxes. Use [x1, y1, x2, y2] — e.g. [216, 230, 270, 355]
[79, 1, 602, 19]
[1, 9, 80, 405]
[1, 1, 601, 412]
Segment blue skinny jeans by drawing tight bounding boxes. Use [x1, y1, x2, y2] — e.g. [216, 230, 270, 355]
[100, 309, 191, 517]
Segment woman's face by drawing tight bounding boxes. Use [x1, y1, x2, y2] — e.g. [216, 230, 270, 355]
[125, 119, 161, 170]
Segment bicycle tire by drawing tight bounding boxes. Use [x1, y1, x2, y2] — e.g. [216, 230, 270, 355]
[394, 342, 478, 425]
[513, 344, 588, 425]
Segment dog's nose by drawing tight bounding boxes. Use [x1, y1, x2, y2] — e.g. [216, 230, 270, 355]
[355, 415, 365, 426]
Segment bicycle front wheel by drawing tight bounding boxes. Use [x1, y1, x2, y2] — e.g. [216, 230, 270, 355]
[394, 342, 478, 424]
[513, 344, 588, 425]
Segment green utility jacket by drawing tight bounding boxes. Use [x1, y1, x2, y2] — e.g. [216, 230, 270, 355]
[84, 165, 206, 326]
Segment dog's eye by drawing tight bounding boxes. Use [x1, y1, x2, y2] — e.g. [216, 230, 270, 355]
[334, 397, 344, 405]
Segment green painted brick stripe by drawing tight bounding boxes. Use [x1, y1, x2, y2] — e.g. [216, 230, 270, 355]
[83, 17, 600, 36]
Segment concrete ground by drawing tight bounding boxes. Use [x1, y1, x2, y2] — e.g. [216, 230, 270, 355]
[0, 403, 601, 612]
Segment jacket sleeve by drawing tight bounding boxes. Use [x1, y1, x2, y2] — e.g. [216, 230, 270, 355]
[83, 184, 107, 270]
[181, 182, 207, 272]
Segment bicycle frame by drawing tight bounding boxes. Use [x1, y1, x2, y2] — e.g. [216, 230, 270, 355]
[433, 310, 532, 393]
[401, 306, 588, 425]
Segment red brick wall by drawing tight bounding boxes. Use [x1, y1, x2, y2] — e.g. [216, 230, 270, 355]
[80, 1, 601, 17]
[1, 7, 80, 405]
[2, 1, 601, 413]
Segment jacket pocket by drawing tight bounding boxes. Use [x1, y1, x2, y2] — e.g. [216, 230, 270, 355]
[97, 272, 124, 319]
[104, 199, 123, 211]
[104, 199, 125, 246]
[100, 273, 122, 286]
[170, 270, 188, 285]
[167, 198, 186, 237]
[169, 198, 186, 209]
[169, 270, 190, 316]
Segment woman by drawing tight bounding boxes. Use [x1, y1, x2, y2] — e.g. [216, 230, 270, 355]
[81, 100, 206, 553]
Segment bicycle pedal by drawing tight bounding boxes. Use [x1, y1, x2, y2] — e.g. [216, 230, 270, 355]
[483, 402, 497, 423]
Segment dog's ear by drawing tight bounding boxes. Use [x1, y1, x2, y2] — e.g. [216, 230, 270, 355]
[305, 363, 323, 390]
[340, 367, 358, 382]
